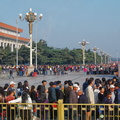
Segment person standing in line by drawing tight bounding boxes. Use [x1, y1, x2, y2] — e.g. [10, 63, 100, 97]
[48, 82, 57, 119]
[85, 79, 95, 104]
[5, 89, 16, 120]
[98, 87, 105, 103]
[109, 85, 115, 103]
[94, 83, 100, 104]
[85, 78, 95, 120]
[8, 81, 16, 93]
[69, 84, 78, 120]
[56, 85, 64, 101]
[37, 80, 47, 102]
[78, 90, 89, 120]
[64, 82, 73, 103]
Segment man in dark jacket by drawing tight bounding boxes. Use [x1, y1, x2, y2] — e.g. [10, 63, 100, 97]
[48, 82, 57, 119]
[37, 80, 47, 102]
[78, 90, 89, 120]
[82, 78, 89, 92]
[48, 82, 57, 103]
[114, 83, 120, 119]
[114, 83, 120, 104]
[56, 85, 64, 101]
[64, 82, 73, 103]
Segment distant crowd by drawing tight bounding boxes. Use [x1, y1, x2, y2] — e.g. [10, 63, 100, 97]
[0, 63, 118, 77]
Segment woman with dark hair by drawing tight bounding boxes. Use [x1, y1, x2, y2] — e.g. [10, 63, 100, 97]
[102, 91, 112, 104]
[4, 84, 9, 96]
[30, 85, 37, 116]
[102, 91, 113, 120]
[5, 89, 15, 120]
[23, 80, 29, 94]
[106, 79, 113, 91]
[19, 92, 32, 120]
[16, 82, 23, 97]
[30, 86, 37, 103]
[98, 87, 105, 103]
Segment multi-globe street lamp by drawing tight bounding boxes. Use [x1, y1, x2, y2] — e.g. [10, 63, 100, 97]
[100, 51, 103, 64]
[19, 8, 43, 74]
[92, 47, 99, 64]
[79, 39, 89, 65]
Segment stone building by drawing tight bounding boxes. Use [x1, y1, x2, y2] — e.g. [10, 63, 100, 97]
[0, 22, 29, 52]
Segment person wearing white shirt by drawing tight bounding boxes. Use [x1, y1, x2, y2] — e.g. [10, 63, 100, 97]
[94, 83, 100, 104]
[9, 92, 22, 103]
[85, 79, 95, 104]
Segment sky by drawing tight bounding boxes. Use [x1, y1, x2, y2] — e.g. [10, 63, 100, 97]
[1, 0, 120, 58]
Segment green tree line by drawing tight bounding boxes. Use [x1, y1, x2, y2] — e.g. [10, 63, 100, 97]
[0, 40, 101, 65]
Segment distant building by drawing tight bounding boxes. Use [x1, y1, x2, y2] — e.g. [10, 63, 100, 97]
[0, 22, 29, 52]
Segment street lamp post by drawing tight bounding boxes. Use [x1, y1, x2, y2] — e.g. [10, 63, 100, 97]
[107, 54, 110, 64]
[104, 53, 107, 64]
[35, 21, 38, 69]
[16, 20, 18, 68]
[19, 8, 43, 74]
[92, 47, 99, 64]
[100, 51, 103, 64]
[116, 50, 119, 64]
[109, 55, 112, 63]
[107, 54, 111, 64]
[79, 39, 89, 65]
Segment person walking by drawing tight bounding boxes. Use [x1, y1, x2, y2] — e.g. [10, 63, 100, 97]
[9, 68, 14, 79]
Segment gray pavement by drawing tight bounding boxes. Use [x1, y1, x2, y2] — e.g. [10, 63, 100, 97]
[0, 71, 116, 88]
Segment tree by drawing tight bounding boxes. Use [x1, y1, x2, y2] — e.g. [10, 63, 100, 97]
[0, 40, 101, 65]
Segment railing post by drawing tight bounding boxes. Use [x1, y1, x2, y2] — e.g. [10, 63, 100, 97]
[58, 99, 64, 120]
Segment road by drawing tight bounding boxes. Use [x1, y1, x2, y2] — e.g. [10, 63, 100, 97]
[0, 71, 116, 89]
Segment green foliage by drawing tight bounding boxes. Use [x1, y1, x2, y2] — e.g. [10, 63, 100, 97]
[0, 40, 101, 65]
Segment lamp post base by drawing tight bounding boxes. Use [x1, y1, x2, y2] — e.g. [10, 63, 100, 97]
[27, 65, 34, 76]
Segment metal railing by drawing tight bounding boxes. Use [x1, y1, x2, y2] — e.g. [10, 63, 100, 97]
[0, 100, 120, 120]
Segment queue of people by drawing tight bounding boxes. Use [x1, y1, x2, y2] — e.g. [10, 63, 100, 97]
[0, 76, 119, 120]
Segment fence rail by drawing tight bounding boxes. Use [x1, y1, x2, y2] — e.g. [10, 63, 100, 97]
[0, 100, 119, 120]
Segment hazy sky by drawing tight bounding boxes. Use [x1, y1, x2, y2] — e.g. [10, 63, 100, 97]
[1, 0, 120, 57]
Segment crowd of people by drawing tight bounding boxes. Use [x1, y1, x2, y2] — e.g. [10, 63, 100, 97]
[0, 63, 118, 78]
[0, 75, 119, 119]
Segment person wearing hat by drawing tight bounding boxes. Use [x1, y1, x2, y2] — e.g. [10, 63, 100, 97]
[8, 81, 16, 93]
[69, 84, 78, 120]
[109, 85, 115, 103]
[69, 84, 78, 104]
